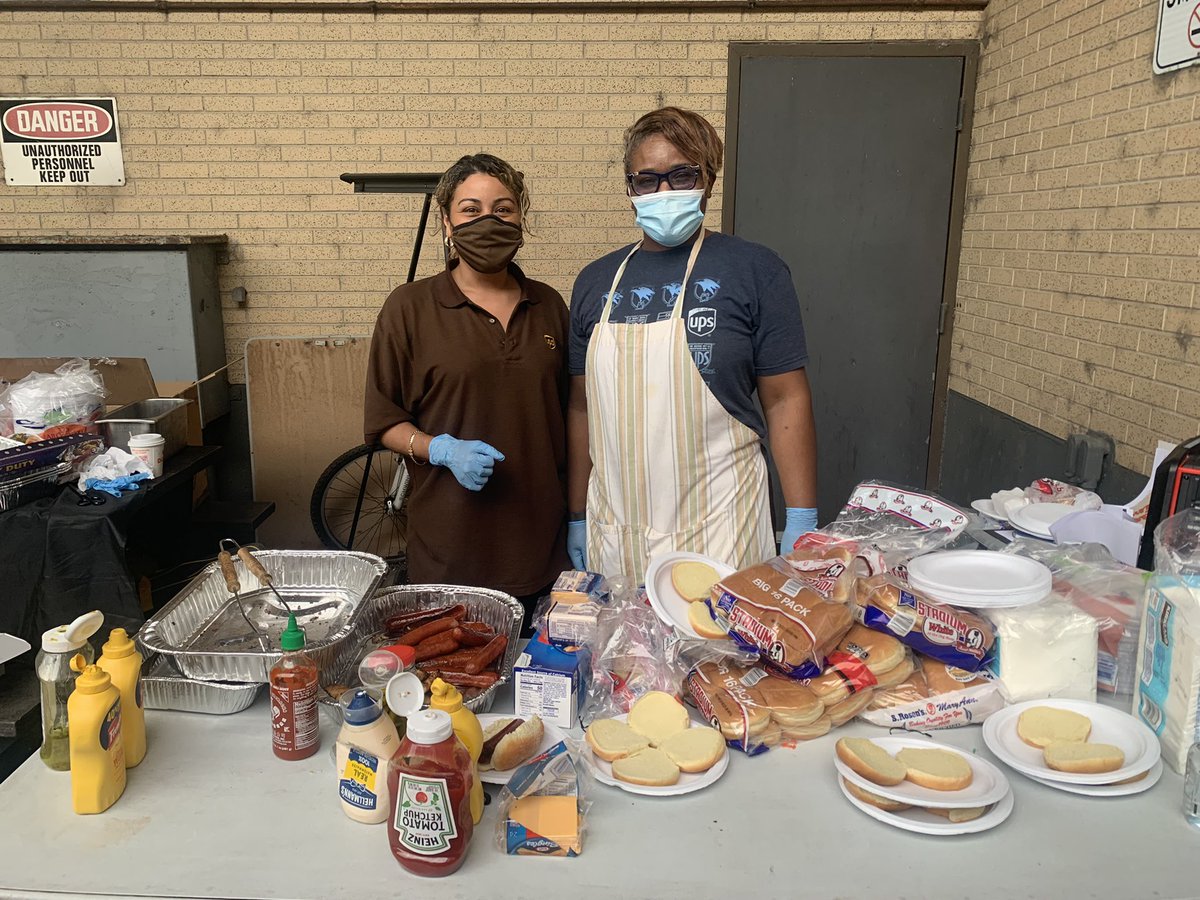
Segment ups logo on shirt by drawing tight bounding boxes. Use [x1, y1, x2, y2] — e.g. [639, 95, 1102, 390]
[544, 334, 557, 350]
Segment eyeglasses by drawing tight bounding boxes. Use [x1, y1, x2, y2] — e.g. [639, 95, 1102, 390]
[625, 164, 702, 196]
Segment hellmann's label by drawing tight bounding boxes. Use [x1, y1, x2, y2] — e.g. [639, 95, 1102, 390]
[394, 775, 458, 855]
[339, 747, 380, 811]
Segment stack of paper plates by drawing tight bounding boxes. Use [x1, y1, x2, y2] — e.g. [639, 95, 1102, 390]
[907, 550, 1052, 609]
[982, 699, 1162, 797]
[835, 736, 1014, 836]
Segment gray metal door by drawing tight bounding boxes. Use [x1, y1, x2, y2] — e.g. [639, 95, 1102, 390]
[728, 48, 968, 522]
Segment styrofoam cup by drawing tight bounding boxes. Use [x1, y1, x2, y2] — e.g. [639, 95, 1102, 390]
[128, 432, 165, 478]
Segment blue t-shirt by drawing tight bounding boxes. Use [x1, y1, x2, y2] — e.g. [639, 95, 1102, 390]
[568, 232, 808, 437]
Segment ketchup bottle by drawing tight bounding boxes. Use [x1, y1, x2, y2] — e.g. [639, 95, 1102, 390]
[386, 708, 474, 876]
[270, 615, 320, 760]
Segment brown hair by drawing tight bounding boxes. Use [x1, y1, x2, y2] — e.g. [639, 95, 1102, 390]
[434, 153, 530, 229]
[623, 107, 724, 195]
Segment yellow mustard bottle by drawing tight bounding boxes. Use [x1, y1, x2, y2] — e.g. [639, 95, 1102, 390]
[97, 628, 145, 768]
[67, 655, 126, 815]
[428, 678, 484, 825]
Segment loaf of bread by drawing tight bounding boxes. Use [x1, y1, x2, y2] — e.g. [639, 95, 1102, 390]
[854, 575, 996, 672]
[711, 557, 854, 679]
[783, 539, 858, 603]
[807, 626, 908, 705]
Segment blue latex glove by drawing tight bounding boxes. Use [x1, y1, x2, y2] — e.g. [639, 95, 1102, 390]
[781, 507, 819, 555]
[427, 434, 505, 491]
[567, 519, 587, 570]
[85, 472, 151, 497]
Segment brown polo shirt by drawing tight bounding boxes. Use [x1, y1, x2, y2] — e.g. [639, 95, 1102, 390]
[364, 264, 569, 596]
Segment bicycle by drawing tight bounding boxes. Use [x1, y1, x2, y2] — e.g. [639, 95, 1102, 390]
[310, 443, 409, 561]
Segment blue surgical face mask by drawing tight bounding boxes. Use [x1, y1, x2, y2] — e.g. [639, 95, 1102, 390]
[630, 189, 705, 248]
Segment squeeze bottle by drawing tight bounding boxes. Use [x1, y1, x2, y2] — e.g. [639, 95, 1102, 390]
[36, 610, 104, 771]
[429, 678, 484, 825]
[335, 689, 401, 824]
[386, 709, 474, 877]
[67, 654, 126, 815]
[96, 628, 146, 767]
[270, 615, 320, 760]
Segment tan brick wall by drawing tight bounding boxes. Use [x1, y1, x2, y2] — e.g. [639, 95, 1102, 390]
[954, 0, 1200, 474]
[0, 6, 981, 383]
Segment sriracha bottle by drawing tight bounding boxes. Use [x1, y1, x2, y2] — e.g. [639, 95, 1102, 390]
[387, 709, 473, 876]
[270, 615, 320, 760]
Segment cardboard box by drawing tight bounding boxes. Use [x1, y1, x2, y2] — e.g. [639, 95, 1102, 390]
[513, 633, 590, 730]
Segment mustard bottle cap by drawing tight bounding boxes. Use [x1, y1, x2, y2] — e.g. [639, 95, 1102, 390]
[428, 678, 463, 713]
[71, 659, 113, 694]
[101, 627, 138, 659]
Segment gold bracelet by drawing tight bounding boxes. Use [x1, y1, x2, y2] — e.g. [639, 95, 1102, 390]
[407, 430, 428, 466]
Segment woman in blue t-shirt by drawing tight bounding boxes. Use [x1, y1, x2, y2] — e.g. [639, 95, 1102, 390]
[566, 107, 818, 582]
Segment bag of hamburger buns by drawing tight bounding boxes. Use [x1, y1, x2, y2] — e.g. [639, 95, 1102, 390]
[853, 575, 996, 672]
[860, 652, 1006, 730]
[686, 657, 829, 754]
[710, 557, 855, 680]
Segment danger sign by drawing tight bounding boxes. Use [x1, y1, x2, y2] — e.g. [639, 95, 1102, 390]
[1154, 0, 1200, 74]
[0, 98, 125, 186]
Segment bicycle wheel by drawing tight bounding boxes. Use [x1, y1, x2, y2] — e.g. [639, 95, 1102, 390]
[310, 444, 408, 561]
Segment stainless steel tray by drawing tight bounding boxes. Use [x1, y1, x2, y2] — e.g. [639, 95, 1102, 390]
[142, 655, 262, 715]
[319, 584, 523, 714]
[137, 550, 388, 684]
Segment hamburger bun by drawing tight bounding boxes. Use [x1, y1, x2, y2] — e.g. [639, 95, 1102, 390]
[842, 777, 912, 812]
[836, 737, 907, 786]
[671, 561, 721, 603]
[1017, 706, 1092, 749]
[782, 714, 832, 742]
[828, 689, 876, 726]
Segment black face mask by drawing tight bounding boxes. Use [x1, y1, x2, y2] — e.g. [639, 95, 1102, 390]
[450, 214, 523, 274]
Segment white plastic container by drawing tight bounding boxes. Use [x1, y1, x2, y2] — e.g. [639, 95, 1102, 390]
[335, 688, 401, 824]
[128, 432, 165, 478]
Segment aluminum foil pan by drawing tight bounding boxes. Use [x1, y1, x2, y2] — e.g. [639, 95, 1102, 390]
[142, 655, 262, 715]
[319, 584, 523, 715]
[137, 550, 388, 683]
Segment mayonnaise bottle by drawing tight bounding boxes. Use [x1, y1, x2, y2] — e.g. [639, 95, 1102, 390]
[335, 689, 401, 824]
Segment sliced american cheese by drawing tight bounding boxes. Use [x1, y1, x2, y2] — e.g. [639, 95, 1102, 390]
[507, 796, 581, 856]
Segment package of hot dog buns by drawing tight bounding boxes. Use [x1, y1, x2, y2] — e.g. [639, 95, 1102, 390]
[709, 556, 856, 680]
[860, 652, 1007, 730]
[853, 574, 996, 672]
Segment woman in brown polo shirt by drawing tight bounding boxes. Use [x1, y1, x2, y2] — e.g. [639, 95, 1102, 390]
[364, 153, 569, 624]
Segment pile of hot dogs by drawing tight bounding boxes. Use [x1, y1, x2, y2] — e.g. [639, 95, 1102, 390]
[381, 603, 509, 700]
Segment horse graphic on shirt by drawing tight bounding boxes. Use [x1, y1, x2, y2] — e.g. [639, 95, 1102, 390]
[661, 282, 683, 306]
[694, 278, 720, 303]
[602, 289, 623, 307]
[629, 286, 655, 310]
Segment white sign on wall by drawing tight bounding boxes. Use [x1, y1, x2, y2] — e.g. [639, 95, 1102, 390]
[0, 97, 125, 186]
[1154, 0, 1200, 74]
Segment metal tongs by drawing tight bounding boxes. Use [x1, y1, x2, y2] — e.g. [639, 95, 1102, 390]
[216, 539, 294, 650]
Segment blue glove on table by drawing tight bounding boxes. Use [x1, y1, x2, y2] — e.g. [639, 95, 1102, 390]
[567, 519, 587, 570]
[85, 473, 151, 497]
[781, 507, 819, 555]
[427, 434, 504, 491]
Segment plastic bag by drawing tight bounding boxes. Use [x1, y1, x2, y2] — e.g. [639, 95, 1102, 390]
[494, 740, 591, 857]
[819, 480, 975, 578]
[532, 571, 610, 649]
[986, 596, 1098, 703]
[1023, 478, 1102, 511]
[860, 652, 1006, 730]
[709, 555, 854, 679]
[6, 358, 106, 441]
[1134, 509, 1200, 774]
[852, 574, 996, 672]
[0, 384, 13, 438]
[1001, 538, 1148, 695]
[582, 577, 686, 725]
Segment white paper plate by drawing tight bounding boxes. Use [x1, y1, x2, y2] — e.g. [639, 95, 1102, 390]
[1022, 758, 1163, 797]
[839, 777, 1014, 836]
[583, 714, 729, 797]
[644, 551, 735, 639]
[475, 714, 567, 785]
[982, 698, 1161, 785]
[971, 498, 1005, 521]
[908, 550, 1052, 609]
[834, 736, 1011, 809]
[1008, 503, 1076, 539]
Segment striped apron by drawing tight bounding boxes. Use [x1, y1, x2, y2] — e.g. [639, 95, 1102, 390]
[584, 228, 775, 583]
